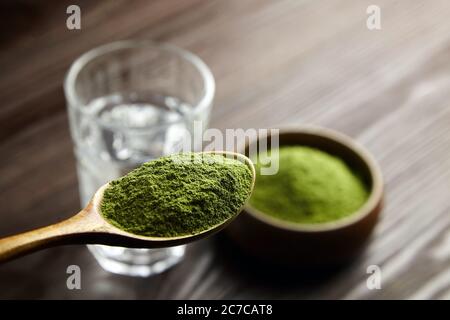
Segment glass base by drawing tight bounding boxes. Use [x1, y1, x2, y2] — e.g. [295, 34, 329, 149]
[88, 244, 186, 277]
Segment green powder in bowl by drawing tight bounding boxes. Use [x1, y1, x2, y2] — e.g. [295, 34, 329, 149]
[101, 153, 253, 237]
[249, 146, 369, 224]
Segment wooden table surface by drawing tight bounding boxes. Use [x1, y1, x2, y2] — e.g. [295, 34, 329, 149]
[1, 0, 449, 299]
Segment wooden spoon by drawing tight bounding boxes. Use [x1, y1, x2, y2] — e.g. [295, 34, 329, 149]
[0, 151, 255, 263]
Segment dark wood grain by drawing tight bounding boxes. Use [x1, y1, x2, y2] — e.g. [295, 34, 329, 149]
[1, 0, 450, 299]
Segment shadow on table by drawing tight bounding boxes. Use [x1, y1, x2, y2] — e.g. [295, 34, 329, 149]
[212, 233, 358, 290]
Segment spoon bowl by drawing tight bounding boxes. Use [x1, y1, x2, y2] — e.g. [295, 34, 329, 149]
[0, 151, 255, 263]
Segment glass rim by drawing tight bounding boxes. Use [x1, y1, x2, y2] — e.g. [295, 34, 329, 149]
[64, 40, 215, 131]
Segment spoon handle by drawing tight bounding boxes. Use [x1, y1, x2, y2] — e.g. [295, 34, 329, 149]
[0, 208, 99, 263]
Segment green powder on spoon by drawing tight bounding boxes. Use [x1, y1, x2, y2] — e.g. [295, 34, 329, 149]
[101, 153, 253, 237]
[249, 146, 369, 224]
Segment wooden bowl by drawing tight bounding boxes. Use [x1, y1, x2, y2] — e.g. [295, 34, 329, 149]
[226, 126, 383, 268]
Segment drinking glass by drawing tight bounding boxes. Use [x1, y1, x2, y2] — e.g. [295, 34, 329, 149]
[64, 41, 215, 276]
